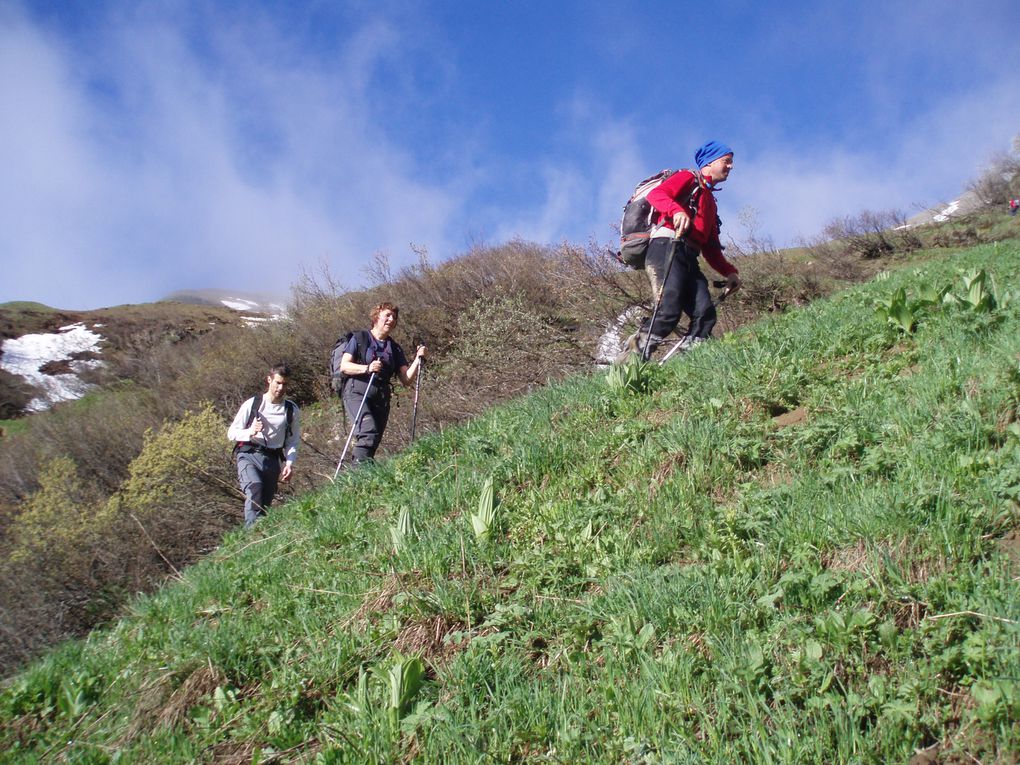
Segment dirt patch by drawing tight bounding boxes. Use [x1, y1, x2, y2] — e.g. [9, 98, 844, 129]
[907, 743, 940, 765]
[125, 664, 227, 742]
[352, 574, 404, 621]
[393, 614, 474, 668]
[645, 408, 674, 427]
[772, 406, 808, 428]
[759, 462, 794, 488]
[156, 664, 227, 730]
[997, 529, 1020, 571]
[649, 452, 687, 496]
[209, 741, 257, 764]
[898, 364, 921, 378]
[824, 539, 949, 586]
[38, 360, 75, 375]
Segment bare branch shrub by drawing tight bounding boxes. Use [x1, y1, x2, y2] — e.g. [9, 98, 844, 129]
[822, 210, 907, 260]
[967, 150, 1020, 207]
[431, 292, 588, 420]
[0, 369, 33, 420]
[0, 387, 158, 506]
[105, 403, 237, 579]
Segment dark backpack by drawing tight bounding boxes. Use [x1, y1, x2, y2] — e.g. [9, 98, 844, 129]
[617, 169, 704, 270]
[329, 329, 371, 394]
[231, 395, 295, 459]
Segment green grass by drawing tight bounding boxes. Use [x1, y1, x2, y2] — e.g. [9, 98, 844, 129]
[2, 243, 1019, 763]
[0, 419, 30, 437]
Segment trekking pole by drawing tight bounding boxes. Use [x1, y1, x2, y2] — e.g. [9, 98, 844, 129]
[659, 280, 733, 365]
[332, 372, 376, 481]
[641, 236, 682, 361]
[410, 356, 424, 444]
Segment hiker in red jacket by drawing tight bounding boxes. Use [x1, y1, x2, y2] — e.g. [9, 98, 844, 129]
[623, 141, 741, 359]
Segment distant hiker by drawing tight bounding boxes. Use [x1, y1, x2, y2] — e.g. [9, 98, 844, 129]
[338, 303, 426, 465]
[1010, 198, 1019, 216]
[227, 363, 301, 528]
[621, 140, 742, 360]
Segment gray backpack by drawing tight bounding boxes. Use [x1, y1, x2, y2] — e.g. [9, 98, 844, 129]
[617, 169, 703, 270]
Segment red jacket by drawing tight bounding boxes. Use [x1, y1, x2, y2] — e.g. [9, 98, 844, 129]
[646, 170, 737, 277]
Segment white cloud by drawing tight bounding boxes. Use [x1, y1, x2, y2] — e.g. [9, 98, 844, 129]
[0, 4, 468, 309]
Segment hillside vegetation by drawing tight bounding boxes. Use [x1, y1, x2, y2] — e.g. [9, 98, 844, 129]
[0, 203, 1018, 674]
[2, 242, 1018, 763]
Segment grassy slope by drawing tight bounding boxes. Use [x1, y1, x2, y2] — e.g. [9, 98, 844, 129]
[3, 243, 1019, 763]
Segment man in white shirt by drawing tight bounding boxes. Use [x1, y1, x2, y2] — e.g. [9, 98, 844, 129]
[227, 363, 301, 528]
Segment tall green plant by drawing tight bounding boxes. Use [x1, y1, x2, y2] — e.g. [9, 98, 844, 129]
[606, 354, 651, 394]
[390, 506, 415, 553]
[385, 654, 426, 731]
[470, 476, 498, 541]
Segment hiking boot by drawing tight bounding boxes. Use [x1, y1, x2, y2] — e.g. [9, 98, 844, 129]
[640, 333, 664, 360]
[615, 330, 663, 363]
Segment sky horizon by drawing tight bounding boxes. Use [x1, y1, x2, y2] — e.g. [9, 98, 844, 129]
[2, 0, 1019, 310]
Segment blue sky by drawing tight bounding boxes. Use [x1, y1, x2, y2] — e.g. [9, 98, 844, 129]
[2, 0, 1019, 309]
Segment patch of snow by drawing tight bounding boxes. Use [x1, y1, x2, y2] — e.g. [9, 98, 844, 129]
[932, 200, 961, 222]
[595, 307, 643, 366]
[0, 323, 105, 411]
[221, 297, 260, 311]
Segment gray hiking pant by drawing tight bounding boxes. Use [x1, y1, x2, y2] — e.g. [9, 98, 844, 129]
[236, 450, 281, 528]
[342, 383, 391, 463]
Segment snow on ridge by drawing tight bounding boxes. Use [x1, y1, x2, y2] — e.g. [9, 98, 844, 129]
[932, 200, 962, 222]
[221, 297, 260, 311]
[0, 323, 105, 412]
[221, 297, 287, 321]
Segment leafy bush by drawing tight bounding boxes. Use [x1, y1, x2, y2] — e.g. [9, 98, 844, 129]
[0, 405, 235, 673]
[106, 403, 237, 572]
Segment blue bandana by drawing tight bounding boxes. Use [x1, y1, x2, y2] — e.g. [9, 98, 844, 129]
[694, 141, 733, 170]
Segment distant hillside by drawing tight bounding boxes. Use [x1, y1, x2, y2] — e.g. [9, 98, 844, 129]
[903, 188, 985, 227]
[0, 301, 247, 416]
[162, 288, 288, 316]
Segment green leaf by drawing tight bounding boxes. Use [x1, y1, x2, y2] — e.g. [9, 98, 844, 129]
[469, 476, 497, 540]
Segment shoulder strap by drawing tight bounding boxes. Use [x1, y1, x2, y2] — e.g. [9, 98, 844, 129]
[682, 168, 707, 213]
[243, 395, 262, 429]
[244, 396, 294, 442]
[355, 330, 371, 363]
[284, 400, 294, 442]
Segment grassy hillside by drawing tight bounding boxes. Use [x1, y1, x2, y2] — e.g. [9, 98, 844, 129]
[3, 242, 1019, 763]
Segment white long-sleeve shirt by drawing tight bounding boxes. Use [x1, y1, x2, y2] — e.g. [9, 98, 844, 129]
[227, 394, 300, 465]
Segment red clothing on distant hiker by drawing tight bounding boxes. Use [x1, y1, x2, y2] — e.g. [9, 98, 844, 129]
[646, 170, 737, 277]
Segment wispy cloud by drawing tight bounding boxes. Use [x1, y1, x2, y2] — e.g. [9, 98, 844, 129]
[0, 4, 466, 308]
[2, 1, 1018, 308]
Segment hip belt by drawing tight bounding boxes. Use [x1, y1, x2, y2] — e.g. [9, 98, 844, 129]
[235, 442, 284, 459]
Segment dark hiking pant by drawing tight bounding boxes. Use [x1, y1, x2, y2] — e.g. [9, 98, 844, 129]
[643, 236, 717, 344]
[342, 383, 392, 463]
[236, 450, 281, 528]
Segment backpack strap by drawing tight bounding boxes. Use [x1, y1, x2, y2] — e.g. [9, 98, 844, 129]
[243, 394, 292, 437]
[353, 330, 372, 365]
[243, 395, 262, 429]
[283, 400, 294, 443]
[684, 168, 707, 213]
[236, 395, 294, 457]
